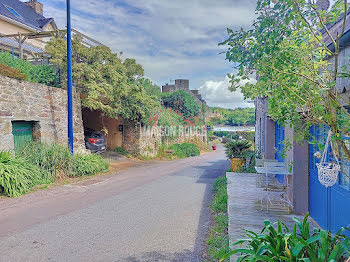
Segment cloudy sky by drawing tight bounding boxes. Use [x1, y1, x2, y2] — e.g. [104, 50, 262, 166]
[38, 0, 257, 109]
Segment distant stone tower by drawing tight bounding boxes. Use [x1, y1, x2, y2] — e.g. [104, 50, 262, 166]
[174, 79, 189, 91]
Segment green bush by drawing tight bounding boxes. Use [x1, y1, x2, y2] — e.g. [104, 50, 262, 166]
[70, 154, 109, 177]
[162, 90, 200, 118]
[169, 142, 200, 158]
[0, 151, 52, 197]
[213, 131, 239, 139]
[18, 142, 72, 177]
[221, 213, 350, 261]
[18, 142, 108, 178]
[0, 52, 59, 87]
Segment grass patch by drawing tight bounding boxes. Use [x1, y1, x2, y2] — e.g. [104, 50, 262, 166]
[206, 175, 230, 261]
[0, 142, 109, 197]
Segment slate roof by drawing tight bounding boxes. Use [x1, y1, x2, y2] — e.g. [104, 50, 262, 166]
[0, 0, 55, 31]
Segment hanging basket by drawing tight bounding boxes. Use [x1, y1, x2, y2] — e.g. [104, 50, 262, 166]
[316, 130, 341, 187]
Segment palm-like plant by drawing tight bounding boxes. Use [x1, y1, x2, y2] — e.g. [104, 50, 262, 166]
[225, 140, 252, 159]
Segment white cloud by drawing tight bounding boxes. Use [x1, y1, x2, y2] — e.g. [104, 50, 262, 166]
[40, 0, 257, 108]
[199, 76, 255, 109]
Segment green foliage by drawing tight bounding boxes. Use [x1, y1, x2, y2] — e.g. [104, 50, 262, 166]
[0, 143, 108, 197]
[236, 131, 255, 143]
[221, 0, 350, 160]
[70, 154, 109, 177]
[45, 37, 160, 121]
[169, 143, 200, 158]
[139, 78, 162, 98]
[221, 213, 350, 262]
[114, 147, 129, 156]
[123, 58, 144, 81]
[0, 151, 52, 197]
[225, 140, 252, 159]
[214, 131, 239, 139]
[147, 108, 184, 127]
[211, 176, 228, 213]
[206, 176, 230, 261]
[17, 142, 108, 178]
[0, 52, 59, 86]
[208, 107, 255, 126]
[0, 63, 26, 80]
[162, 90, 200, 118]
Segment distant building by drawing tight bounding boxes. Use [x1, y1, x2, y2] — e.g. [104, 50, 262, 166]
[162, 79, 206, 106]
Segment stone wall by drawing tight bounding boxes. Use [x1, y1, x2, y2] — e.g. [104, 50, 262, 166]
[0, 75, 85, 151]
[138, 126, 207, 157]
[123, 120, 141, 154]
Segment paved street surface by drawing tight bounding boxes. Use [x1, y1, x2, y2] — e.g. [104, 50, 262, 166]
[0, 150, 228, 262]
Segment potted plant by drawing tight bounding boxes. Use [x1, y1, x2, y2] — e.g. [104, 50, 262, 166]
[225, 140, 252, 172]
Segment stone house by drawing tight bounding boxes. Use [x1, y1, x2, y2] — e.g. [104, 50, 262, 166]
[0, 0, 57, 58]
[255, 11, 350, 233]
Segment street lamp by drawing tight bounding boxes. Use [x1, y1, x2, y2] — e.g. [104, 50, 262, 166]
[66, 0, 73, 153]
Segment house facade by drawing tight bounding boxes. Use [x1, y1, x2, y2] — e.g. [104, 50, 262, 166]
[255, 15, 350, 233]
[0, 0, 57, 58]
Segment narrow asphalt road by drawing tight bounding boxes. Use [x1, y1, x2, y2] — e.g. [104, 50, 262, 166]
[0, 149, 228, 262]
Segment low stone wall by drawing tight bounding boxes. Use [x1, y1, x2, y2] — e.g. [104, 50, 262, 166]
[0, 75, 85, 151]
[138, 126, 207, 157]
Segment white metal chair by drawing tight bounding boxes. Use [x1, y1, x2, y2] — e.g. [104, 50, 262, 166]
[255, 159, 278, 188]
[262, 162, 293, 212]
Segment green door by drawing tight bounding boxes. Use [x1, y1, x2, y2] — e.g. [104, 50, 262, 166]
[12, 122, 33, 152]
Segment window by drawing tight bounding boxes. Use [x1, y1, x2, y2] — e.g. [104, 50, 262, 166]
[4, 5, 21, 18]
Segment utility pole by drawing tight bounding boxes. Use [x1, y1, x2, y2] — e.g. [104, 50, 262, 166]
[66, 0, 73, 153]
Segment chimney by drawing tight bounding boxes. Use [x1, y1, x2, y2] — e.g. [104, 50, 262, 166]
[25, 0, 43, 15]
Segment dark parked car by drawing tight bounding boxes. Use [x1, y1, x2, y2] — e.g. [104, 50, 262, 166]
[84, 128, 106, 153]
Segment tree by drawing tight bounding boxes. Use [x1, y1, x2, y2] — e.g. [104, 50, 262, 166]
[222, 0, 350, 160]
[123, 58, 144, 81]
[139, 78, 162, 98]
[162, 90, 200, 118]
[45, 36, 160, 121]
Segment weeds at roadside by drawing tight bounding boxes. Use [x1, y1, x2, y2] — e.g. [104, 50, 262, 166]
[0, 142, 109, 197]
[205, 175, 230, 262]
[114, 147, 130, 156]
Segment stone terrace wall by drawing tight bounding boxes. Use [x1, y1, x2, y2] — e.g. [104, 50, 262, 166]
[0, 75, 85, 151]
